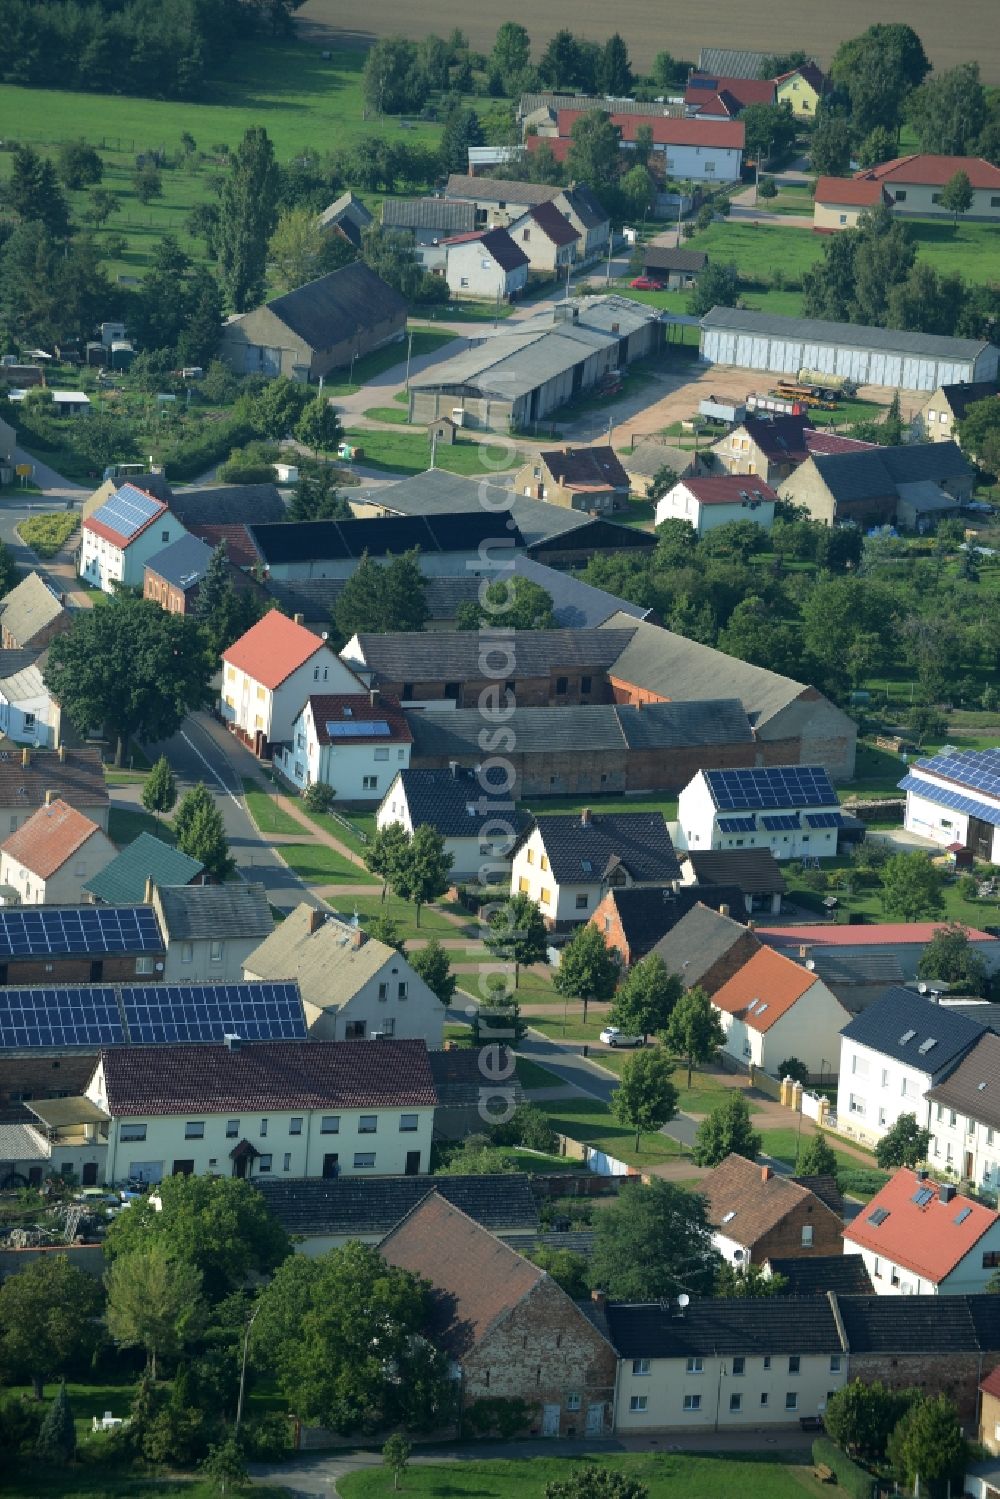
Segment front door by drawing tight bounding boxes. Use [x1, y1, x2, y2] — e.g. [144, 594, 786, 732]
[968, 815, 994, 861]
[404, 1151, 421, 1176]
[89, 960, 103, 982]
[322, 1153, 339, 1178]
[172, 1159, 194, 1176]
[542, 1404, 560, 1437]
[966, 1151, 975, 1178]
[585, 1403, 604, 1436]
[81, 1162, 99, 1186]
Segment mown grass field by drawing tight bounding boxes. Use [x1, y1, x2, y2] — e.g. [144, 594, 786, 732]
[343, 428, 520, 475]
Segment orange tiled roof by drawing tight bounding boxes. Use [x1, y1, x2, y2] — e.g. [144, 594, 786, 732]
[222, 610, 327, 691]
[844, 1168, 999, 1284]
[710, 945, 818, 1032]
[1, 798, 101, 879]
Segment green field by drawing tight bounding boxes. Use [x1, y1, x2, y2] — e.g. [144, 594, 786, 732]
[323, 329, 457, 398]
[241, 777, 303, 836]
[343, 428, 521, 476]
[327, 890, 472, 942]
[340, 1452, 823, 1498]
[18, 511, 80, 559]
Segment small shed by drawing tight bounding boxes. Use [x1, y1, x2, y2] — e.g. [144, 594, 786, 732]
[427, 416, 457, 447]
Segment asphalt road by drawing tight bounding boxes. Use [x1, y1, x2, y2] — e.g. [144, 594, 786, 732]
[144, 710, 320, 914]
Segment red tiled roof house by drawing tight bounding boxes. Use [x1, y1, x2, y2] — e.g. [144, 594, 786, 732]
[710, 945, 851, 1080]
[273, 691, 412, 799]
[380, 1190, 618, 1436]
[843, 1167, 1000, 1295]
[655, 474, 778, 535]
[0, 797, 115, 905]
[221, 610, 363, 759]
[79, 484, 188, 595]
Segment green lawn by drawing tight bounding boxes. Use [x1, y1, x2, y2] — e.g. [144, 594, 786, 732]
[329, 891, 472, 942]
[524, 793, 679, 821]
[302, 807, 375, 854]
[341, 1452, 821, 1498]
[108, 806, 173, 847]
[783, 853, 1000, 931]
[343, 428, 519, 477]
[241, 777, 302, 836]
[415, 301, 516, 322]
[537, 1094, 682, 1169]
[278, 842, 376, 884]
[322, 330, 456, 399]
[515, 1055, 566, 1089]
[363, 405, 411, 424]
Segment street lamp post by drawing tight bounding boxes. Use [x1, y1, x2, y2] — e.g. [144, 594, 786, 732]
[235, 1301, 261, 1435]
[404, 329, 414, 391]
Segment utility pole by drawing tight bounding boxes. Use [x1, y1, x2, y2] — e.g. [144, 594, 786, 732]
[235, 1301, 261, 1435]
[404, 329, 414, 391]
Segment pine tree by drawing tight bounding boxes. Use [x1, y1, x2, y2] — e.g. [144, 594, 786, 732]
[195, 544, 232, 624]
[36, 1383, 75, 1466]
[142, 755, 178, 818]
[173, 783, 214, 846]
[218, 127, 280, 312]
[178, 801, 235, 883]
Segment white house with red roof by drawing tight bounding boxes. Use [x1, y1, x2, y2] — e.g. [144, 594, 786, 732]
[656, 475, 776, 535]
[79, 484, 188, 594]
[221, 610, 361, 758]
[273, 691, 412, 800]
[0, 797, 115, 905]
[843, 1167, 1000, 1295]
[709, 945, 851, 1078]
[858, 155, 1000, 221]
[442, 227, 530, 301]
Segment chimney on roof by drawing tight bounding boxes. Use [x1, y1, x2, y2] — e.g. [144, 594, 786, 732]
[21, 747, 29, 768]
[761, 1165, 773, 1182]
[369, 688, 379, 708]
[939, 1182, 957, 1204]
[308, 907, 325, 935]
[580, 808, 591, 827]
[294, 613, 304, 626]
[918, 1168, 929, 1181]
[45, 789, 56, 806]
[225, 1034, 241, 1051]
[449, 760, 458, 778]
[799, 944, 809, 959]
[144, 876, 154, 904]
[58, 744, 66, 764]
[351, 926, 366, 948]
[719, 903, 730, 919]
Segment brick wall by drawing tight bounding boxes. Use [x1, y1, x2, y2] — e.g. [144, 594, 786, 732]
[465, 1277, 617, 1436]
[0, 953, 164, 986]
[698, 930, 762, 996]
[377, 672, 614, 710]
[752, 1195, 844, 1264]
[850, 1350, 999, 1429]
[591, 890, 633, 965]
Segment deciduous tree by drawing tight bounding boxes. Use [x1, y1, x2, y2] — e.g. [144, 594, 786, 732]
[489, 23, 531, 92]
[611, 1046, 679, 1150]
[686, 260, 739, 317]
[663, 986, 725, 1089]
[383, 1433, 411, 1492]
[294, 394, 343, 457]
[609, 955, 681, 1041]
[105, 1246, 207, 1379]
[484, 893, 548, 987]
[589, 1178, 719, 1301]
[908, 63, 986, 156]
[455, 576, 556, 632]
[553, 923, 618, 1023]
[142, 755, 178, 817]
[408, 936, 456, 1006]
[566, 111, 622, 197]
[57, 139, 103, 190]
[939, 168, 974, 228]
[365, 822, 410, 904]
[917, 921, 988, 996]
[824, 1379, 919, 1463]
[393, 823, 454, 926]
[887, 1394, 967, 1496]
[333, 550, 428, 641]
[268, 205, 328, 291]
[879, 850, 944, 922]
[0, 1255, 101, 1399]
[875, 1112, 930, 1169]
[692, 1092, 762, 1167]
[795, 1132, 839, 1177]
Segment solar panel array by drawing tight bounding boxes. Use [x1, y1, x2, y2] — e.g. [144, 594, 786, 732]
[717, 816, 756, 834]
[123, 983, 304, 1044]
[0, 987, 126, 1049]
[705, 766, 837, 811]
[761, 813, 799, 831]
[93, 484, 162, 541]
[0, 981, 305, 1049]
[916, 748, 1000, 799]
[899, 773, 1000, 830]
[805, 812, 847, 829]
[325, 719, 391, 739]
[0, 907, 162, 958]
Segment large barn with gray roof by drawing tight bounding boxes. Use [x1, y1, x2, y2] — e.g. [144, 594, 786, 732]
[700, 306, 999, 391]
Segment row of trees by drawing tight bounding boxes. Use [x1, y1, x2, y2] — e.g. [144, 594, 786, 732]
[363, 821, 454, 927]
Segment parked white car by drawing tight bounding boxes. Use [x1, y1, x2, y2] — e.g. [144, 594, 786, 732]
[599, 1026, 645, 1049]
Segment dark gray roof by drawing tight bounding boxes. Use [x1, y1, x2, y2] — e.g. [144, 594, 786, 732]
[265, 263, 406, 352]
[167, 483, 286, 528]
[318, 192, 372, 241]
[428, 1046, 525, 1110]
[154, 883, 273, 943]
[811, 442, 973, 504]
[604, 1298, 842, 1359]
[767, 1256, 874, 1297]
[652, 903, 758, 987]
[643, 247, 708, 273]
[836, 1294, 1000, 1354]
[511, 557, 651, 628]
[500, 1229, 597, 1255]
[382, 198, 477, 234]
[390, 767, 532, 842]
[926, 1031, 1000, 1129]
[446, 173, 561, 206]
[254, 1170, 538, 1237]
[145, 533, 214, 591]
[698, 46, 773, 78]
[684, 848, 786, 895]
[267, 574, 481, 625]
[0, 573, 67, 648]
[701, 306, 992, 362]
[525, 201, 580, 246]
[560, 184, 609, 229]
[406, 700, 751, 759]
[840, 986, 986, 1075]
[603, 884, 746, 962]
[351, 628, 637, 683]
[474, 227, 530, 273]
[251, 511, 522, 565]
[0, 648, 42, 679]
[524, 811, 679, 885]
[938, 381, 998, 420]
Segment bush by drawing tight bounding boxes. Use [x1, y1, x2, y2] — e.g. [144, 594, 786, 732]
[464, 1397, 538, 1438]
[19, 511, 79, 559]
[239, 1412, 293, 1461]
[811, 1437, 875, 1499]
[163, 416, 256, 481]
[492, 1102, 558, 1154]
[303, 782, 336, 814]
[837, 1166, 891, 1199]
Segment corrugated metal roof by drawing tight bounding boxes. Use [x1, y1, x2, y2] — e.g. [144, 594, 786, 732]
[702, 306, 991, 360]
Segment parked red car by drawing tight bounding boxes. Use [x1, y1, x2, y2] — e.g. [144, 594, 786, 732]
[629, 276, 665, 291]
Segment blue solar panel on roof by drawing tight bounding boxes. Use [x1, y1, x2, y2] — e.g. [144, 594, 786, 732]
[325, 720, 391, 738]
[916, 749, 1000, 799]
[805, 812, 847, 829]
[705, 766, 837, 811]
[121, 982, 305, 1044]
[0, 985, 125, 1048]
[93, 484, 162, 541]
[718, 816, 757, 833]
[761, 813, 799, 831]
[0, 906, 161, 958]
[899, 774, 1000, 829]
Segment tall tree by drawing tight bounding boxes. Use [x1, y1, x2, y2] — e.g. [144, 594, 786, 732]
[6, 145, 70, 238]
[553, 922, 619, 1023]
[589, 1178, 719, 1300]
[142, 755, 178, 818]
[362, 37, 429, 116]
[383, 1433, 411, 1492]
[105, 1246, 207, 1380]
[597, 34, 632, 97]
[608, 955, 681, 1041]
[879, 851, 945, 921]
[687, 260, 739, 317]
[455, 576, 555, 632]
[908, 63, 986, 156]
[365, 821, 410, 903]
[829, 24, 930, 135]
[333, 550, 428, 641]
[295, 394, 343, 457]
[566, 111, 622, 196]
[56, 139, 103, 190]
[875, 1112, 930, 1169]
[439, 107, 484, 173]
[268, 205, 328, 290]
[0, 1255, 101, 1399]
[288, 469, 352, 521]
[489, 23, 531, 91]
[887, 1395, 968, 1497]
[939, 168, 974, 228]
[825, 1380, 919, 1464]
[393, 824, 453, 926]
[174, 789, 234, 882]
[809, 115, 854, 176]
[917, 922, 988, 996]
[218, 126, 280, 312]
[740, 102, 796, 162]
[663, 986, 725, 1089]
[692, 1092, 762, 1167]
[795, 1132, 839, 1177]
[408, 937, 456, 1006]
[254, 1240, 452, 1432]
[483, 892, 548, 987]
[35, 1384, 75, 1466]
[539, 30, 582, 89]
[611, 1047, 679, 1150]
[43, 597, 213, 766]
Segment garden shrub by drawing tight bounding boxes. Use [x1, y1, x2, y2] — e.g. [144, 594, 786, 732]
[812, 1437, 875, 1499]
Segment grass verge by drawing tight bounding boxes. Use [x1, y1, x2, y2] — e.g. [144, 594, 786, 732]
[279, 843, 378, 884]
[343, 428, 519, 476]
[241, 777, 302, 836]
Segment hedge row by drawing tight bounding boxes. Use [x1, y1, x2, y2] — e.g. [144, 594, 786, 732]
[812, 1436, 875, 1499]
[162, 417, 257, 482]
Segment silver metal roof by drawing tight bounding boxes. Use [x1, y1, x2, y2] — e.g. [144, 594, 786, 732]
[701, 306, 990, 360]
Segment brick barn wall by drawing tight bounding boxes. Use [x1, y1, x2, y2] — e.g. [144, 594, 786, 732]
[1, 954, 165, 986]
[752, 1197, 844, 1264]
[849, 1351, 998, 1430]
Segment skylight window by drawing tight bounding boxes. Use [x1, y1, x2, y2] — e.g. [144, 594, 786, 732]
[899, 1029, 917, 1045]
[979, 1082, 989, 1091]
[756, 1003, 768, 1015]
[954, 1206, 973, 1225]
[918, 1038, 938, 1055]
[911, 1187, 934, 1207]
[867, 1208, 890, 1227]
[722, 1211, 736, 1223]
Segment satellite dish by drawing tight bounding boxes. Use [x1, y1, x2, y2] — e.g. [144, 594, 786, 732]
[677, 1293, 690, 1308]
